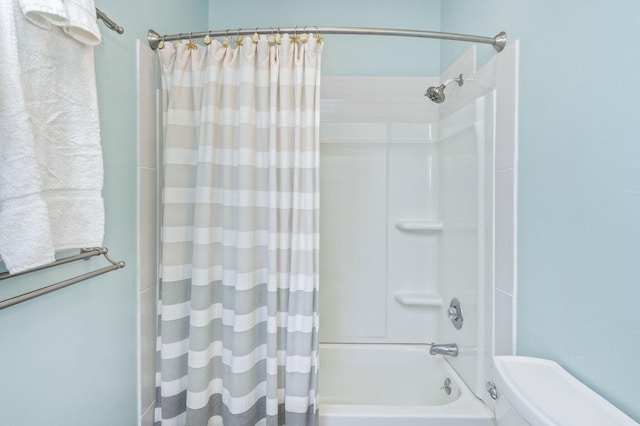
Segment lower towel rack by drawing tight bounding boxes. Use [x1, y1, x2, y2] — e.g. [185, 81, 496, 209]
[0, 247, 125, 310]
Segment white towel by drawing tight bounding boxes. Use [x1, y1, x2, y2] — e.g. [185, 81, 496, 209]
[17, 0, 101, 46]
[63, 0, 101, 45]
[0, 0, 56, 272]
[0, 0, 104, 273]
[18, 0, 68, 29]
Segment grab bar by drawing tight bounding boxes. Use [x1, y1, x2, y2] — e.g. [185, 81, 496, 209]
[0, 247, 125, 310]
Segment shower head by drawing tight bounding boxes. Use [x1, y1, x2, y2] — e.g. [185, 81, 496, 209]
[425, 84, 447, 104]
[425, 74, 464, 104]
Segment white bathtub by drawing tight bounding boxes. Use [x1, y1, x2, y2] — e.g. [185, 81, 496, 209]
[318, 344, 494, 426]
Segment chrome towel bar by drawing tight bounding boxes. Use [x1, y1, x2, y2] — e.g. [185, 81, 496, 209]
[96, 7, 124, 34]
[0, 247, 125, 310]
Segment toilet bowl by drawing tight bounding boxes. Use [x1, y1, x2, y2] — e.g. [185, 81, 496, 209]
[492, 356, 638, 426]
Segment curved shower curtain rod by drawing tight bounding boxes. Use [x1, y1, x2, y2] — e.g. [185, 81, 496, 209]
[147, 27, 507, 52]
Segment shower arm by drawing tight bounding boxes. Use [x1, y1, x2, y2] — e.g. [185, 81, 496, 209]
[443, 74, 464, 87]
[147, 27, 507, 52]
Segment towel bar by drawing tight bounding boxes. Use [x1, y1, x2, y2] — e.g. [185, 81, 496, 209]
[0, 247, 125, 310]
[95, 8, 124, 34]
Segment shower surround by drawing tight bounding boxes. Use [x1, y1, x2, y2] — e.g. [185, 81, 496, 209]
[317, 43, 518, 424]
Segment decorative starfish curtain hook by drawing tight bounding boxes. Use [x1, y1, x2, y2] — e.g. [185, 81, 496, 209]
[314, 26, 323, 43]
[186, 32, 197, 50]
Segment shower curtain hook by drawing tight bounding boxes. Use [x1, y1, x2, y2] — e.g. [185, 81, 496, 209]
[186, 32, 196, 50]
[314, 26, 323, 43]
[275, 26, 282, 44]
[268, 27, 276, 45]
[222, 28, 230, 47]
[252, 27, 260, 43]
[235, 27, 243, 46]
[204, 30, 212, 45]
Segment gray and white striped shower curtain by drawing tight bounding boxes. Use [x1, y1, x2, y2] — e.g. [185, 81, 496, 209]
[156, 33, 322, 426]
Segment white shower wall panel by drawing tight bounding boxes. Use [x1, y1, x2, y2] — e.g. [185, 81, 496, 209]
[439, 122, 482, 346]
[320, 141, 388, 339]
[439, 93, 496, 400]
[385, 139, 441, 343]
[387, 142, 440, 297]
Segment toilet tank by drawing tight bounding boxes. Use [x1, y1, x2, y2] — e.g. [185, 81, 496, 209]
[492, 356, 638, 426]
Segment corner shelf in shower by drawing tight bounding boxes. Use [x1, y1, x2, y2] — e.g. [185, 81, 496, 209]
[394, 292, 443, 307]
[395, 220, 443, 232]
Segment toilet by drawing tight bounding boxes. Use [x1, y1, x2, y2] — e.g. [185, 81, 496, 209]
[492, 356, 638, 425]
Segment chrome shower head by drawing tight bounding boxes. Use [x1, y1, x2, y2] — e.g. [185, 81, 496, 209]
[426, 84, 447, 104]
[425, 74, 464, 104]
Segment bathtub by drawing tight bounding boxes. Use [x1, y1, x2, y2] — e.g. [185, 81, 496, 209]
[318, 344, 494, 426]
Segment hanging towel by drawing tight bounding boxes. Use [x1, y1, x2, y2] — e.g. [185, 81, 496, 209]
[18, 0, 68, 29]
[17, 0, 101, 46]
[62, 0, 101, 45]
[0, 0, 56, 272]
[0, 0, 104, 273]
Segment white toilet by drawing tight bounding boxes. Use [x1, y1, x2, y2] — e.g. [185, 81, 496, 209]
[492, 356, 638, 425]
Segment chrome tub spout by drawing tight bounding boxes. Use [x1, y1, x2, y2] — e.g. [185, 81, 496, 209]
[429, 343, 458, 357]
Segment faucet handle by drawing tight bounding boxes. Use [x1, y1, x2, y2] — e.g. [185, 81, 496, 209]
[448, 297, 464, 329]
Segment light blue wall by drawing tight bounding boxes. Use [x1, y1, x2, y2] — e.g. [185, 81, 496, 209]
[0, 2, 206, 425]
[209, 0, 442, 76]
[442, 1, 640, 421]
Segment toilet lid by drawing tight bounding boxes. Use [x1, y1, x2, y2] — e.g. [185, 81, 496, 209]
[493, 356, 637, 426]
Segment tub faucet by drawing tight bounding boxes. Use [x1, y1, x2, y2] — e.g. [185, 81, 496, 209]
[430, 343, 458, 357]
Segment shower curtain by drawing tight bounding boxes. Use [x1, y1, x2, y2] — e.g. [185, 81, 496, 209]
[156, 34, 322, 426]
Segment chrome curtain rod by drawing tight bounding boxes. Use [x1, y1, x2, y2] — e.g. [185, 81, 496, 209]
[147, 27, 507, 52]
[96, 7, 124, 34]
[0, 247, 125, 310]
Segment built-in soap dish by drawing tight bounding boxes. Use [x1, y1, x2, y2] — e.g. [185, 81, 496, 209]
[395, 220, 443, 232]
[394, 292, 443, 307]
